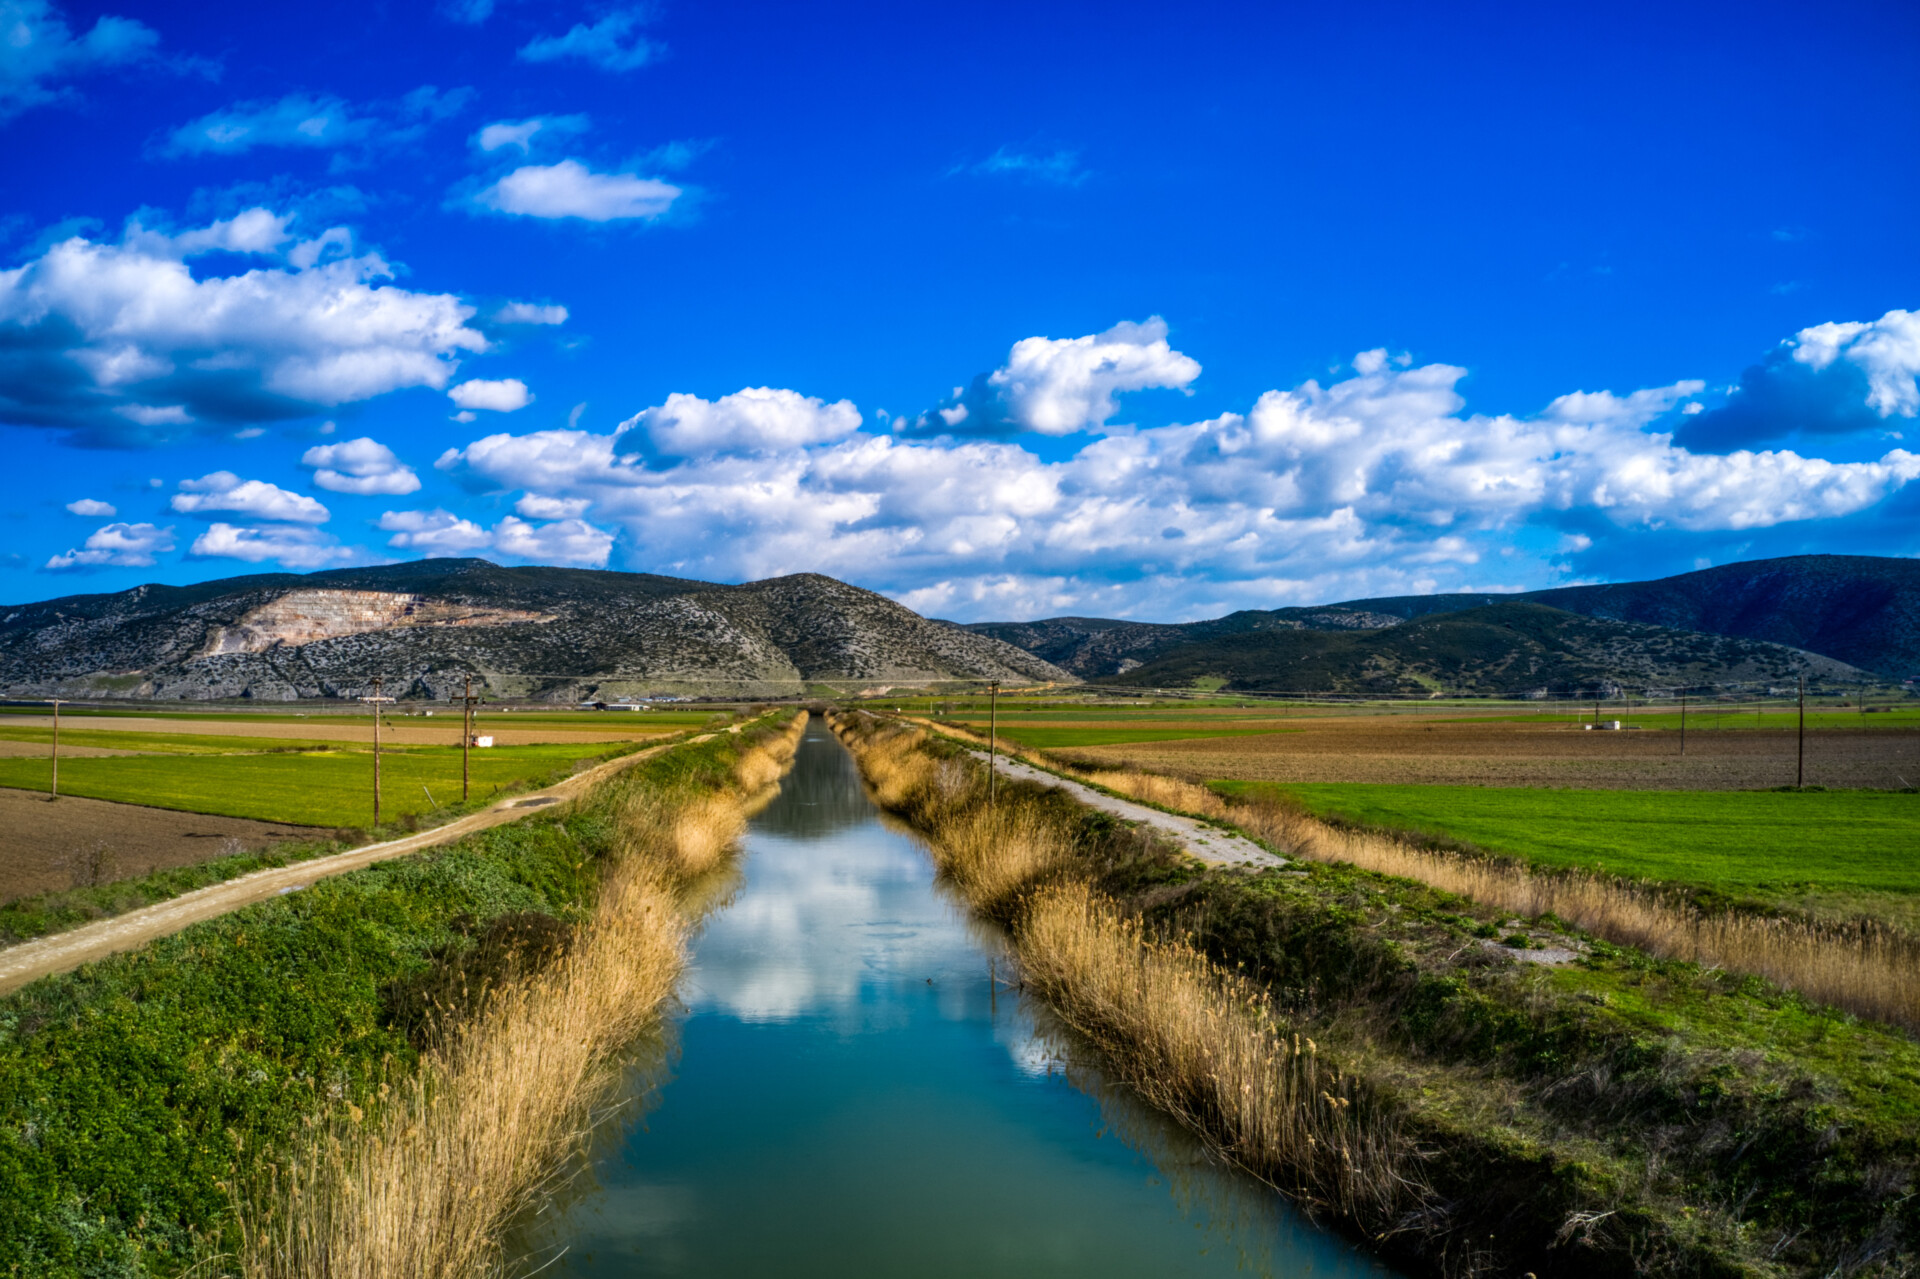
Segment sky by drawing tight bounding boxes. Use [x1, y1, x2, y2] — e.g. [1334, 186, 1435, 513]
[2, 0, 1918, 623]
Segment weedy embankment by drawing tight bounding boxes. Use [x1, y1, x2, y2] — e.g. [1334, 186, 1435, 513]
[237, 712, 806, 1279]
[1073, 766, 1920, 1034]
[0, 713, 804, 1279]
[835, 712, 1920, 1278]
[829, 713, 1428, 1250]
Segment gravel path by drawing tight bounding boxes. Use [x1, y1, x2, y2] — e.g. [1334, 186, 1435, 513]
[0, 737, 691, 997]
[970, 750, 1286, 870]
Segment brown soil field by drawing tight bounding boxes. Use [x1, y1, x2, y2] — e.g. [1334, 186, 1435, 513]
[0, 789, 317, 904]
[0, 714, 671, 747]
[1058, 719, 1920, 790]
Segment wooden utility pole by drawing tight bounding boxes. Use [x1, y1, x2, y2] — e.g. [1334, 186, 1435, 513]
[988, 681, 1000, 812]
[458, 674, 477, 803]
[1680, 693, 1688, 756]
[361, 678, 395, 826]
[44, 698, 63, 799]
[1797, 675, 1806, 788]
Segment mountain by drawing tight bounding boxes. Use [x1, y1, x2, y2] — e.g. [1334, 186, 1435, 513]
[0, 561, 1069, 702]
[966, 555, 1920, 681]
[1100, 602, 1871, 696]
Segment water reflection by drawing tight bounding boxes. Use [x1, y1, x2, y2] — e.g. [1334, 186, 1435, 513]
[520, 723, 1394, 1278]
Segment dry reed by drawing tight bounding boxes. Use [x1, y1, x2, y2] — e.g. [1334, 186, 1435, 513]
[1082, 765, 1920, 1032]
[829, 714, 1427, 1233]
[237, 712, 808, 1279]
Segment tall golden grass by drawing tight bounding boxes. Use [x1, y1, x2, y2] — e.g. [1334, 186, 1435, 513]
[237, 713, 807, 1279]
[828, 713, 1427, 1233]
[1076, 765, 1920, 1032]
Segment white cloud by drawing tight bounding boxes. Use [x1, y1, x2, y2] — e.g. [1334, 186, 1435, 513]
[992, 317, 1200, 434]
[518, 9, 657, 72]
[514, 493, 589, 519]
[301, 436, 421, 495]
[471, 160, 681, 222]
[448, 377, 532, 412]
[378, 507, 612, 566]
[962, 146, 1087, 186]
[188, 522, 353, 568]
[493, 300, 569, 326]
[172, 472, 330, 523]
[620, 387, 860, 457]
[0, 0, 158, 122]
[1793, 308, 1920, 419]
[377, 508, 490, 554]
[431, 319, 1920, 620]
[473, 114, 589, 154]
[0, 212, 486, 443]
[44, 520, 172, 570]
[162, 86, 473, 158]
[64, 497, 116, 516]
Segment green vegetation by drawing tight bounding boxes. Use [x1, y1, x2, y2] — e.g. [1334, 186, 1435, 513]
[0, 724, 780, 1278]
[1220, 781, 1920, 903]
[0, 726, 344, 754]
[0, 742, 635, 827]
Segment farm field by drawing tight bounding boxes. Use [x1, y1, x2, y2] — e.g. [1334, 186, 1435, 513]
[1221, 780, 1920, 917]
[0, 741, 631, 828]
[0, 710, 705, 748]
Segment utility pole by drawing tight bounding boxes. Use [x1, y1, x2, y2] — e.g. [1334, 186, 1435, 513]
[988, 680, 1000, 812]
[44, 698, 63, 799]
[1680, 693, 1688, 756]
[458, 674, 477, 803]
[361, 678, 395, 826]
[1797, 675, 1806, 788]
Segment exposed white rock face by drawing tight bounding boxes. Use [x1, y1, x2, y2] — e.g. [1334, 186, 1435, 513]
[200, 591, 554, 656]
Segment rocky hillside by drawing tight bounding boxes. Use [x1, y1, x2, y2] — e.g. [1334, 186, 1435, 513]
[968, 554, 1920, 681]
[1101, 602, 1871, 696]
[0, 561, 1069, 702]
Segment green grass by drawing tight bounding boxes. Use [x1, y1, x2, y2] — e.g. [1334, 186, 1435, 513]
[1217, 780, 1920, 901]
[0, 742, 635, 827]
[0, 726, 345, 754]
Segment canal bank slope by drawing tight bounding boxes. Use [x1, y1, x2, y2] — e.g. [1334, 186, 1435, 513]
[831, 710, 1920, 1279]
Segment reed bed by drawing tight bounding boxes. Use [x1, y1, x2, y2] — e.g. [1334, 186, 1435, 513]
[828, 712, 1428, 1234]
[1081, 765, 1920, 1032]
[238, 713, 807, 1279]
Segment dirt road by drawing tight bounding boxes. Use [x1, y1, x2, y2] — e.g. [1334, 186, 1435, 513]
[0, 737, 686, 997]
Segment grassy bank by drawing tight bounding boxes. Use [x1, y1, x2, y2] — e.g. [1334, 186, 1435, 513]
[834, 712, 1920, 1278]
[0, 715, 803, 1278]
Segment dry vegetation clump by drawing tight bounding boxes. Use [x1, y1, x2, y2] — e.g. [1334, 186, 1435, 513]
[237, 712, 807, 1279]
[1081, 765, 1920, 1033]
[827, 711, 1429, 1238]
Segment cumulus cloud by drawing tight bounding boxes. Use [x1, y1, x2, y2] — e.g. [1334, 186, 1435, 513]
[162, 86, 474, 159]
[301, 436, 420, 495]
[0, 211, 486, 444]
[619, 387, 860, 458]
[378, 507, 612, 565]
[188, 522, 353, 568]
[44, 520, 172, 570]
[907, 317, 1201, 437]
[64, 497, 115, 516]
[172, 472, 330, 523]
[448, 377, 531, 412]
[473, 114, 589, 154]
[514, 493, 589, 519]
[518, 9, 657, 72]
[428, 313, 1920, 620]
[1676, 307, 1920, 452]
[491, 301, 569, 327]
[0, 0, 158, 123]
[470, 160, 682, 222]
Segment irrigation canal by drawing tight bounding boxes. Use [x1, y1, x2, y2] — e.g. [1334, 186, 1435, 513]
[519, 720, 1393, 1277]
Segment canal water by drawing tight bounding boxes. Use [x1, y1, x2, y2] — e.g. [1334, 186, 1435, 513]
[522, 721, 1392, 1277]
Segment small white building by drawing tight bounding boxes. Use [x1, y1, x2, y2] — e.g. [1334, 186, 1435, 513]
[470, 735, 495, 747]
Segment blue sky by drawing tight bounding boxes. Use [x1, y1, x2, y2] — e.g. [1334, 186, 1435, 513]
[3, 0, 1917, 622]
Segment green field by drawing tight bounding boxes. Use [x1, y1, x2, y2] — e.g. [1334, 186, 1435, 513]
[0, 742, 636, 827]
[1219, 781, 1920, 902]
